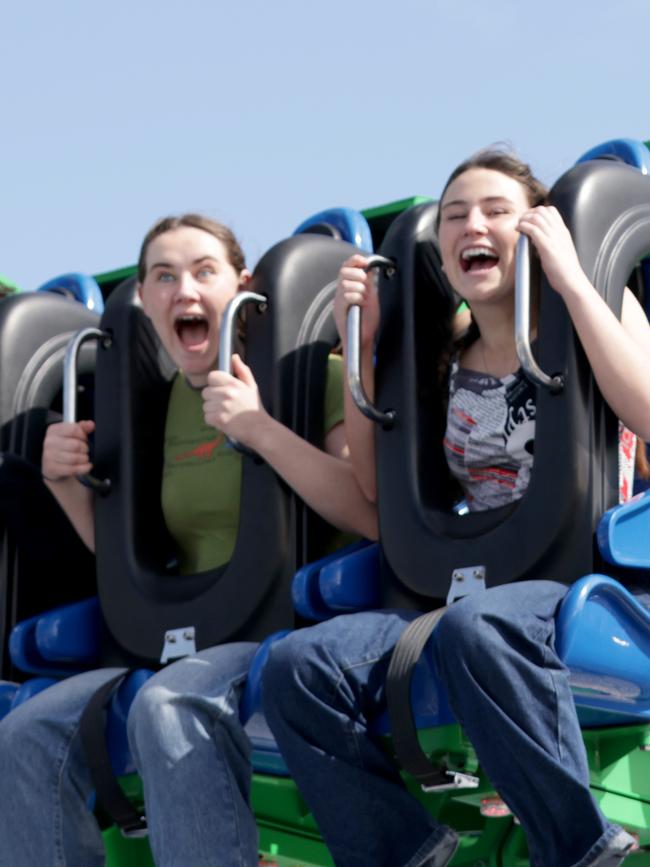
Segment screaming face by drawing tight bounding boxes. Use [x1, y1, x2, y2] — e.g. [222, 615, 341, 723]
[138, 226, 249, 386]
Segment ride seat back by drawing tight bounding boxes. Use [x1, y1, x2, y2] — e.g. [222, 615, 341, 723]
[372, 160, 650, 608]
[92, 234, 356, 666]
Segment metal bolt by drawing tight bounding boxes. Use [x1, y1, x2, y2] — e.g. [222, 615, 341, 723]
[183, 630, 194, 641]
[167, 634, 177, 643]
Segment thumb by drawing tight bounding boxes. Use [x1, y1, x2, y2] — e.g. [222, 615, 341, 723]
[232, 353, 256, 387]
[79, 420, 96, 436]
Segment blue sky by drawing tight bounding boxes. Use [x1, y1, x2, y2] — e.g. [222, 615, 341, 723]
[1, 0, 648, 289]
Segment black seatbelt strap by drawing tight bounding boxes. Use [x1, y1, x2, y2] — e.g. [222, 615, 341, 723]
[386, 607, 479, 791]
[79, 671, 148, 838]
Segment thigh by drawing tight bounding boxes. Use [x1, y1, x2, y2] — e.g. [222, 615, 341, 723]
[0, 668, 126, 751]
[144, 642, 259, 697]
[266, 610, 422, 718]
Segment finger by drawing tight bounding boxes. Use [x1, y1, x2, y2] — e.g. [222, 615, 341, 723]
[343, 254, 370, 269]
[231, 353, 256, 386]
[204, 370, 232, 389]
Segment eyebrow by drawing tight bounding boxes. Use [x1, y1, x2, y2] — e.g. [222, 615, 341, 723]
[148, 256, 220, 272]
[441, 195, 515, 211]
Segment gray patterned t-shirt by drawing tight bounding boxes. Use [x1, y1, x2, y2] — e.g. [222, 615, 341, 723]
[443, 359, 536, 511]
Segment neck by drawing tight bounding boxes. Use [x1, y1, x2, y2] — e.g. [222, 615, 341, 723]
[183, 372, 207, 390]
[464, 297, 520, 377]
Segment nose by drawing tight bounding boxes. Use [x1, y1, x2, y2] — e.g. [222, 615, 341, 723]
[463, 206, 488, 235]
[174, 271, 200, 300]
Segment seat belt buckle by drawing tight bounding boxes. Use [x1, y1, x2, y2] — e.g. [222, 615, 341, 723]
[120, 817, 149, 839]
[421, 769, 480, 793]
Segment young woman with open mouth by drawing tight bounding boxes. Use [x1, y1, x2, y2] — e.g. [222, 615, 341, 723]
[262, 150, 650, 867]
[0, 214, 376, 867]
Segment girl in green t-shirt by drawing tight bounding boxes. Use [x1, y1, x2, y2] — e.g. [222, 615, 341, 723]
[0, 214, 377, 867]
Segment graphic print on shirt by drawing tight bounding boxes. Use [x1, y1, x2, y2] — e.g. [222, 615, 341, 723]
[443, 360, 536, 511]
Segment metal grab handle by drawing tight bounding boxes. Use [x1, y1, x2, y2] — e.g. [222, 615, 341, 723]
[217, 291, 268, 455]
[515, 235, 564, 392]
[63, 327, 113, 494]
[346, 255, 396, 428]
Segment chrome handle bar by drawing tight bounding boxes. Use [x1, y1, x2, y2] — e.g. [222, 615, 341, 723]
[63, 327, 112, 494]
[515, 235, 564, 392]
[218, 291, 268, 455]
[346, 255, 396, 428]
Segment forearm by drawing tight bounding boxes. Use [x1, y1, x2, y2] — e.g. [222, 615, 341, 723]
[562, 282, 650, 439]
[342, 342, 379, 503]
[43, 477, 95, 552]
[247, 418, 378, 540]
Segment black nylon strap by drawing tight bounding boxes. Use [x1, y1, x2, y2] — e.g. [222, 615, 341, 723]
[385, 607, 451, 788]
[79, 671, 148, 837]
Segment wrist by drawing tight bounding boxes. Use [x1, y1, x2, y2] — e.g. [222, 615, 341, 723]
[241, 410, 278, 453]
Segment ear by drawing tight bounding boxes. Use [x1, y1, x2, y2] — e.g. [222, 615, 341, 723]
[237, 269, 252, 292]
[136, 282, 150, 316]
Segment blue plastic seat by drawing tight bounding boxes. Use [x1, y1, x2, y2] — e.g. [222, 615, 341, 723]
[576, 137, 650, 174]
[9, 597, 101, 677]
[36, 272, 105, 314]
[556, 574, 650, 724]
[293, 207, 373, 252]
[292, 541, 379, 621]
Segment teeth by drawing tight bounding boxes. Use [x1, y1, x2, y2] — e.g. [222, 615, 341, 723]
[462, 247, 497, 260]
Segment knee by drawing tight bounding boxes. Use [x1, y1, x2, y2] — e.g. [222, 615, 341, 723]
[127, 679, 177, 758]
[434, 593, 504, 674]
[263, 627, 333, 726]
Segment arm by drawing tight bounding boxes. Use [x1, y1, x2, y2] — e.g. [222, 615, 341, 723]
[518, 206, 650, 440]
[41, 420, 96, 551]
[332, 254, 381, 503]
[202, 355, 378, 540]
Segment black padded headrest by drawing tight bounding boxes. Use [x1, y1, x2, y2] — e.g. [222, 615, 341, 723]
[92, 234, 356, 665]
[373, 161, 650, 608]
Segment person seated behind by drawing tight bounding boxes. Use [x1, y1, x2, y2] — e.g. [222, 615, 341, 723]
[0, 214, 376, 867]
[263, 150, 650, 867]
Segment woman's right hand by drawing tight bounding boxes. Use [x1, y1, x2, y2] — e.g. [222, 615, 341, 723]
[42, 420, 95, 482]
[333, 254, 381, 350]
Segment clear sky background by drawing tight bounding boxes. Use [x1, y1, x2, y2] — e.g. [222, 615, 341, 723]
[1, 0, 648, 290]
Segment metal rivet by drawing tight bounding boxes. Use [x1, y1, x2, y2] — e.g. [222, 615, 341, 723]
[167, 634, 176, 643]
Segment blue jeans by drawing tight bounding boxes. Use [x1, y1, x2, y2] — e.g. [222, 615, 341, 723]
[0, 642, 258, 867]
[263, 581, 633, 867]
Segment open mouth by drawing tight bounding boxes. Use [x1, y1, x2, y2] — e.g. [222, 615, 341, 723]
[174, 314, 210, 349]
[460, 246, 499, 273]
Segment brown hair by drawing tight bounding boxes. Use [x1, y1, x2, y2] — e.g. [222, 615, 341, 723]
[436, 145, 548, 233]
[137, 213, 246, 283]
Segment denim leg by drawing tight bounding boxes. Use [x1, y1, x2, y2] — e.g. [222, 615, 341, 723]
[0, 667, 127, 867]
[127, 642, 258, 867]
[433, 580, 616, 867]
[263, 611, 454, 867]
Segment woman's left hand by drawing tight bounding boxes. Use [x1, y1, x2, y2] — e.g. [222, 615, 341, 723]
[202, 354, 271, 445]
[517, 205, 590, 300]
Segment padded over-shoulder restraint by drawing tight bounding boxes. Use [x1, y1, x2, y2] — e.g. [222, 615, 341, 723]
[91, 234, 356, 666]
[372, 160, 650, 608]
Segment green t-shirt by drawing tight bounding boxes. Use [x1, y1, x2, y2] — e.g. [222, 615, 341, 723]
[162, 355, 346, 574]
